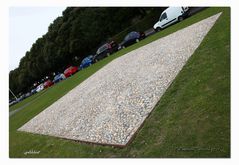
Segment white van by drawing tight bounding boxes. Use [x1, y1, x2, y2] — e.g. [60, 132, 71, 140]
[153, 7, 189, 31]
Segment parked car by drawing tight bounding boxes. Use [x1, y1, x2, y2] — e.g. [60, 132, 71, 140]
[153, 7, 189, 31]
[17, 94, 26, 102]
[94, 41, 119, 62]
[31, 88, 37, 95]
[43, 80, 54, 88]
[9, 98, 14, 104]
[25, 92, 31, 98]
[9, 99, 18, 106]
[118, 31, 145, 49]
[53, 73, 66, 83]
[36, 83, 44, 93]
[64, 66, 78, 78]
[108, 40, 119, 52]
[79, 55, 94, 70]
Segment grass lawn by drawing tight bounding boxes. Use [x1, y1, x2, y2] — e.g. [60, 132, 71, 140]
[9, 90, 48, 112]
[9, 7, 230, 158]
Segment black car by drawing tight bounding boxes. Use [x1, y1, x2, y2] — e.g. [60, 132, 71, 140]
[94, 41, 119, 62]
[119, 31, 145, 49]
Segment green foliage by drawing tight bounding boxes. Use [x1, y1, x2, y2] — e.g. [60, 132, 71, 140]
[9, 7, 162, 96]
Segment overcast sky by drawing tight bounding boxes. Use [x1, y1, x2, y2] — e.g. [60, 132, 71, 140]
[9, 7, 66, 71]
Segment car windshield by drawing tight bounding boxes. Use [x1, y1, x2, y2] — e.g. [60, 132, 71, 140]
[97, 44, 108, 54]
[82, 58, 89, 63]
[160, 12, 167, 21]
[88, 55, 93, 59]
[45, 80, 50, 84]
[124, 32, 137, 41]
[64, 67, 71, 73]
[124, 34, 131, 41]
[54, 75, 60, 79]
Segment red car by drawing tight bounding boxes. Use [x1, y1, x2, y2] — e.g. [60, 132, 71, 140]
[43, 80, 54, 88]
[64, 66, 78, 78]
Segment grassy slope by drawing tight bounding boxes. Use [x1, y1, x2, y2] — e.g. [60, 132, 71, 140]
[9, 7, 230, 158]
[9, 90, 47, 112]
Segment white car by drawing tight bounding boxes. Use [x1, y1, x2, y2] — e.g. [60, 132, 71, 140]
[153, 7, 189, 31]
[36, 83, 44, 93]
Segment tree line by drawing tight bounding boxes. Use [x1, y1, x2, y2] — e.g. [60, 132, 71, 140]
[9, 7, 165, 98]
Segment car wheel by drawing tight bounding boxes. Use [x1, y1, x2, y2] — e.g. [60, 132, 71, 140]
[178, 16, 184, 22]
[155, 27, 161, 32]
[136, 39, 139, 43]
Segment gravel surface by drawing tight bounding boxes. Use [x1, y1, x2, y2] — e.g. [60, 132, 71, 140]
[18, 13, 221, 146]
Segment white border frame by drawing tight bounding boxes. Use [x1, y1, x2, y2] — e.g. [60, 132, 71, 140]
[1, 0, 238, 164]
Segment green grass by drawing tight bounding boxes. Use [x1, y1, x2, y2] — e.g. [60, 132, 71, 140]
[9, 7, 230, 158]
[9, 90, 46, 112]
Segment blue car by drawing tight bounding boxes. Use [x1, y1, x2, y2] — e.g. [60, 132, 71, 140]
[53, 73, 66, 83]
[119, 31, 145, 49]
[79, 56, 93, 70]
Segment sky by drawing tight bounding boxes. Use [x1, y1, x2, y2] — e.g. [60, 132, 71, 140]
[9, 7, 66, 71]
